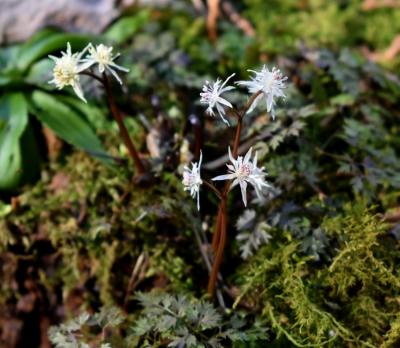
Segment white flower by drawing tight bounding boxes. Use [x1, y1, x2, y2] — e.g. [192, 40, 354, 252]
[81, 43, 129, 84]
[49, 42, 89, 102]
[200, 73, 235, 125]
[237, 65, 287, 119]
[182, 151, 203, 210]
[212, 147, 270, 206]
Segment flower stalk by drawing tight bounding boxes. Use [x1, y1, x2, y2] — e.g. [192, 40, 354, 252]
[208, 91, 262, 296]
[181, 66, 287, 298]
[102, 73, 146, 176]
[49, 42, 147, 178]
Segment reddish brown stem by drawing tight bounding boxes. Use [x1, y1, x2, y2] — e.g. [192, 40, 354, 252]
[212, 206, 223, 252]
[207, 91, 262, 297]
[102, 73, 145, 175]
[207, 0, 220, 42]
[208, 199, 227, 296]
[208, 115, 242, 296]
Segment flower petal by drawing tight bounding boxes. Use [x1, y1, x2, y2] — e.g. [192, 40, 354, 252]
[240, 181, 248, 206]
[212, 173, 236, 181]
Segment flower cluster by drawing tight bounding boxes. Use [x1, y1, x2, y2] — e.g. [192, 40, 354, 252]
[200, 73, 235, 125]
[182, 147, 270, 208]
[183, 65, 287, 209]
[49, 42, 129, 102]
[199, 65, 287, 124]
[237, 66, 287, 119]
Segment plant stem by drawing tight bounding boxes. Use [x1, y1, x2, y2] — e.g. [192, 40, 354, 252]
[207, 90, 262, 297]
[203, 180, 222, 199]
[212, 206, 222, 252]
[209, 116, 241, 296]
[208, 198, 227, 296]
[101, 73, 146, 175]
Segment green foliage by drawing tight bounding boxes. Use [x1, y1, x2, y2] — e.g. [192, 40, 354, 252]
[48, 307, 124, 348]
[0, 93, 29, 189]
[104, 10, 151, 44]
[0, 29, 114, 190]
[236, 203, 400, 347]
[31, 91, 109, 162]
[245, 0, 400, 68]
[130, 292, 266, 347]
[2, 3, 400, 348]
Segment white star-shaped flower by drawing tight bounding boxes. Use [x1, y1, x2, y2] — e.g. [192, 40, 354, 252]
[81, 43, 129, 84]
[182, 151, 203, 210]
[212, 147, 270, 206]
[200, 73, 235, 125]
[49, 42, 89, 102]
[237, 65, 287, 119]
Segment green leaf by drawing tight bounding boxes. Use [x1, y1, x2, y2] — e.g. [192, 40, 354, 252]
[0, 93, 28, 190]
[26, 58, 54, 85]
[57, 95, 108, 130]
[330, 93, 355, 106]
[104, 10, 151, 44]
[16, 31, 94, 71]
[31, 91, 111, 164]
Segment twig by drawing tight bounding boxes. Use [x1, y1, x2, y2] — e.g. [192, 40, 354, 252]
[221, 0, 256, 37]
[123, 252, 148, 310]
[207, 0, 220, 42]
[362, 35, 400, 62]
[362, 0, 400, 10]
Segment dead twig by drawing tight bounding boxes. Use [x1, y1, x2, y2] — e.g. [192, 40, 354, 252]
[362, 35, 400, 62]
[123, 252, 148, 310]
[221, 1, 255, 38]
[362, 0, 400, 10]
[207, 0, 220, 42]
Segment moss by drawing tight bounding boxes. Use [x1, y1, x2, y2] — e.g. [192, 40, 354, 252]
[1, 151, 201, 312]
[236, 202, 400, 346]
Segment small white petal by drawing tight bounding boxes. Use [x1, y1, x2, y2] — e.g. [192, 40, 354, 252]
[200, 74, 235, 125]
[212, 173, 236, 181]
[240, 181, 248, 206]
[239, 65, 287, 117]
[244, 147, 252, 163]
[72, 83, 87, 103]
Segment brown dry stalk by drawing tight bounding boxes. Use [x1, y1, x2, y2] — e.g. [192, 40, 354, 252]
[221, 1, 256, 37]
[363, 35, 400, 62]
[362, 0, 400, 10]
[207, 0, 220, 42]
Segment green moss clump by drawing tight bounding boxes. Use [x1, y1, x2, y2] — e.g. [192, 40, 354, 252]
[236, 202, 400, 347]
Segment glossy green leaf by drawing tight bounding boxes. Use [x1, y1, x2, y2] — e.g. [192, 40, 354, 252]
[0, 93, 28, 189]
[16, 32, 94, 71]
[57, 95, 108, 130]
[31, 91, 111, 164]
[104, 10, 151, 44]
[26, 58, 54, 85]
